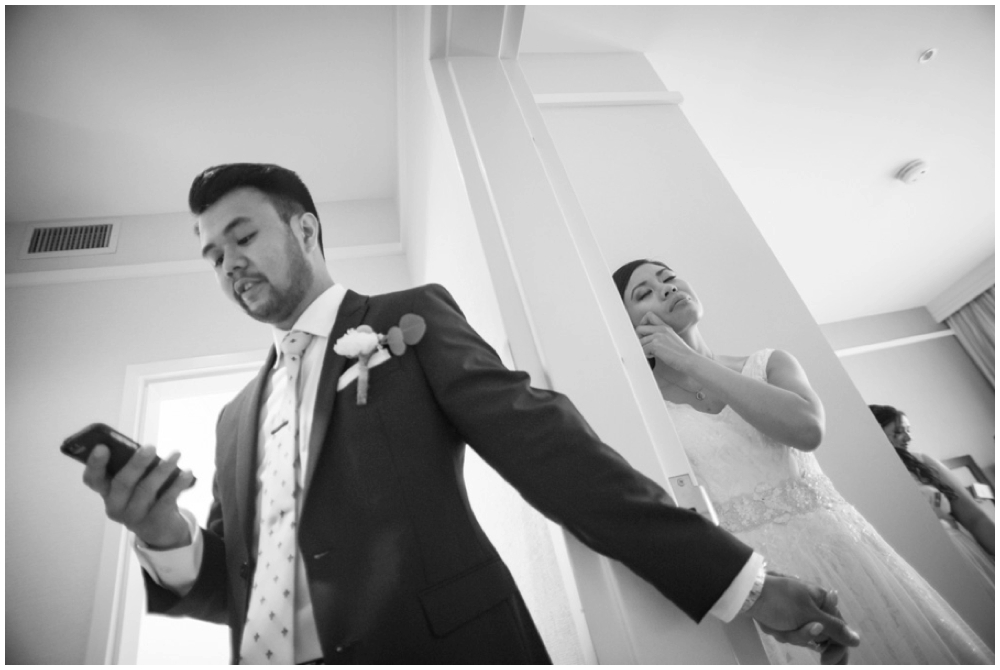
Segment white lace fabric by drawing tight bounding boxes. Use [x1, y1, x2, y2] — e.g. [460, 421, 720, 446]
[665, 349, 994, 665]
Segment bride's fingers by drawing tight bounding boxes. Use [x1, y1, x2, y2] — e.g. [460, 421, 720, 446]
[636, 324, 668, 337]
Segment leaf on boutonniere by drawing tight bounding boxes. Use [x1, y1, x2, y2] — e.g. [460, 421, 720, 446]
[385, 314, 427, 356]
[399, 313, 426, 345]
[386, 326, 406, 356]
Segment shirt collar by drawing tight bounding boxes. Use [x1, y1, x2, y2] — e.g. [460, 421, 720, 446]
[271, 283, 348, 356]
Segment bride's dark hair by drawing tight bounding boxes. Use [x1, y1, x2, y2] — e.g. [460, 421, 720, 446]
[612, 259, 671, 369]
[612, 259, 670, 301]
[869, 404, 957, 502]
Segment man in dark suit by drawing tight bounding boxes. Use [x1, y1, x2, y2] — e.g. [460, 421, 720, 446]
[84, 164, 859, 664]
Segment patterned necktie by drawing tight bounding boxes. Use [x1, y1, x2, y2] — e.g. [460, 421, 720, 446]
[240, 331, 313, 664]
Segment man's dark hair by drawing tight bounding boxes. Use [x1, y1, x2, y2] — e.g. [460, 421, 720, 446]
[189, 163, 324, 254]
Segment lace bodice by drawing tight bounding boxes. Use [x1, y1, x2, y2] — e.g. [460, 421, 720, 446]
[665, 349, 994, 664]
[665, 349, 839, 533]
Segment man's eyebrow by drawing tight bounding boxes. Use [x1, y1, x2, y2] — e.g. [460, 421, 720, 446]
[200, 217, 251, 258]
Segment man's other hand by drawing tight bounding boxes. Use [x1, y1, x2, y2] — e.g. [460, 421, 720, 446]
[83, 444, 195, 550]
[748, 572, 860, 665]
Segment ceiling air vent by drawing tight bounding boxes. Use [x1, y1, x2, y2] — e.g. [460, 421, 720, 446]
[20, 221, 120, 259]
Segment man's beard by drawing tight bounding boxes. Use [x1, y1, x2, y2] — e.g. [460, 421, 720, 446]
[239, 234, 314, 325]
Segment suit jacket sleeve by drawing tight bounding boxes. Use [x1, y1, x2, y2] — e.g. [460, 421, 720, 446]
[411, 284, 754, 622]
[143, 451, 232, 625]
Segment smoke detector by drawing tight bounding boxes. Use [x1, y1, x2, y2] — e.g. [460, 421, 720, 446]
[896, 160, 929, 184]
[918, 48, 938, 64]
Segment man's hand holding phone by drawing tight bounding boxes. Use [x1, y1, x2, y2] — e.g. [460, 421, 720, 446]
[83, 444, 196, 550]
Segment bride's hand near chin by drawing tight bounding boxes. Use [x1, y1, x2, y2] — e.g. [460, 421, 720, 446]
[638, 312, 825, 452]
[636, 312, 698, 371]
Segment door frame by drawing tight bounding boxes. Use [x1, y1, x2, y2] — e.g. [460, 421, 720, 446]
[84, 350, 266, 664]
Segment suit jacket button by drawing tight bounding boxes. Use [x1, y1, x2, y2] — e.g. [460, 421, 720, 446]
[335, 646, 344, 653]
[239, 562, 249, 580]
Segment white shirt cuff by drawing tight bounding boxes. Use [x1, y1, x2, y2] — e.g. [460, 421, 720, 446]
[708, 552, 766, 622]
[133, 508, 204, 597]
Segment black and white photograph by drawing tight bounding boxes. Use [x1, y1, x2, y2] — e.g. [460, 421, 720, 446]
[6, 5, 994, 665]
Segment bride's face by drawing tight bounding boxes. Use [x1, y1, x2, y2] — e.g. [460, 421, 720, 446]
[622, 263, 703, 331]
[883, 414, 912, 450]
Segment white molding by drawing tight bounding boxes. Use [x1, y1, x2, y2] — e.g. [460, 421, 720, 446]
[926, 254, 995, 322]
[534, 91, 684, 108]
[8, 259, 208, 288]
[5, 242, 404, 288]
[499, 5, 524, 60]
[835, 329, 955, 358]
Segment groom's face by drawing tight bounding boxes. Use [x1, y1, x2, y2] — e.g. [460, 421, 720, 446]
[197, 187, 315, 328]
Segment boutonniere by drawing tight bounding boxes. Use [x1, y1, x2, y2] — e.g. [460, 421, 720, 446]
[333, 314, 427, 405]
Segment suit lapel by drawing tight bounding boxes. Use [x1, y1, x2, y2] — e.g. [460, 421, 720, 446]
[303, 289, 369, 499]
[236, 346, 277, 557]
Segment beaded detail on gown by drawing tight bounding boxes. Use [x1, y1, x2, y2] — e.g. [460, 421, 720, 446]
[665, 349, 994, 664]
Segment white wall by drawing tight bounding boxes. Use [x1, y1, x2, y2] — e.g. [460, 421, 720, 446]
[5, 208, 411, 663]
[396, 9, 506, 345]
[822, 308, 995, 475]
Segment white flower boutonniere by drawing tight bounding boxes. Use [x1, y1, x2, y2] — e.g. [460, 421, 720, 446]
[333, 315, 427, 406]
[333, 325, 383, 405]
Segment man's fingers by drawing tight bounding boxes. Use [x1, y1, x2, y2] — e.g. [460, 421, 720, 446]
[808, 586, 859, 648]
[82, 444, 111, 494]
[757, 620, 824, 646]
[109, 445, 158, 493]
[127, 452, 183, 515]
[104, 445, 157, 512]
[820, 589, 839, 613]
[788, 622, 825, 646]
[152, 467, 197, 510]
[758, 618, 851, 665]
[642, 311, 666, 325]
[820, 643, 850, 665]
[808, 598, 860, 649]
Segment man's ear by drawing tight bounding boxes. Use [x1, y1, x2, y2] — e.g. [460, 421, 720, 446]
[296, 212, 321, 253]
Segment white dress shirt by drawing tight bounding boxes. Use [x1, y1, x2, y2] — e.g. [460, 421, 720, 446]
[135, 282, 761, 660]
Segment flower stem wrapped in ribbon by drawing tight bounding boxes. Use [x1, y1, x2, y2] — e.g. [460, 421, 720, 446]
[333, 325, 382, 405]
[333, 315, 427, 405]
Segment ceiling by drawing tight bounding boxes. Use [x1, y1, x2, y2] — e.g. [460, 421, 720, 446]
[6, 6, 994, 324]
[6, 6, 398, 222]
[520, 6, 995, 323]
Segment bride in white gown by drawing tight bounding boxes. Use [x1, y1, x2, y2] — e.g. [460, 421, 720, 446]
[613, 259, 994, 664]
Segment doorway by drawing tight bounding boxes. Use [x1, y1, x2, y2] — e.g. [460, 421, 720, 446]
[107, 354, 262, 664]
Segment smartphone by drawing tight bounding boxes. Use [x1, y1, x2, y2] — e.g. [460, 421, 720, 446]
[61, 422, 188, 495]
